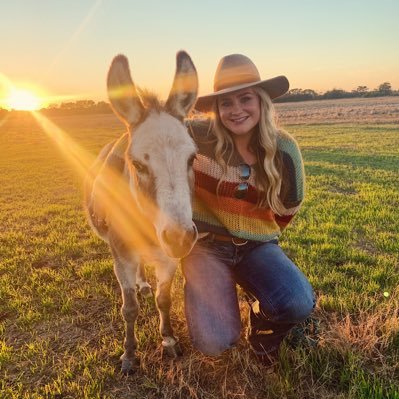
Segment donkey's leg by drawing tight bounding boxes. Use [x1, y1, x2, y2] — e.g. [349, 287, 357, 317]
[154, 258, 182, 358]
[110, 243, 141, 374]
[136, 262, 153, 298]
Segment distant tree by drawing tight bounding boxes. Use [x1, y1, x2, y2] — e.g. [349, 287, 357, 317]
[95, 101, 112, 113]
[274, 88, 320, 102]
[377, 82, 392, 95]
[322, 89, 351, 99]
[352, 86, 369, 96]
[76, 100, 95, 108]
[47, 103, 59, 109]
[289, 88, 303, 96]
[302, 89, 317, 100]
[60, 102, 75, 109]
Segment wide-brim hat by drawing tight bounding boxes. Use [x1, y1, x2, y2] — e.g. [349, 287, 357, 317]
[194, 54, 289, 112]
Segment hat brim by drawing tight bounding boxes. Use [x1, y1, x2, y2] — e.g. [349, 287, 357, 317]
[194, 75, 289, 113]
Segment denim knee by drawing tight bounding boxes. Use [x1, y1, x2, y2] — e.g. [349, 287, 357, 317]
[190, 327, 240, 356]
[271, 290, 315, 324]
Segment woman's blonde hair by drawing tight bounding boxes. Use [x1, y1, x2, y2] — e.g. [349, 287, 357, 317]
[212, 86, 288, 215]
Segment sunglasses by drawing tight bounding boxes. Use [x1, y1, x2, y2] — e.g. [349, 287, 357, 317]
[234, 163, 251, 199]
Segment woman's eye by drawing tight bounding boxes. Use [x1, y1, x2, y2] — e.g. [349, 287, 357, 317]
[132, 161, 148, 174]
[241, 96, 251, 103]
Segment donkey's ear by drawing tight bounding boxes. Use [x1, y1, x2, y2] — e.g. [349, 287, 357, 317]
[165, 51, 198, 121]
[107, 55, 145, 127]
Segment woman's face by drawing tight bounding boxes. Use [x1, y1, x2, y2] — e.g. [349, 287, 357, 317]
[217, 88, 261, 138]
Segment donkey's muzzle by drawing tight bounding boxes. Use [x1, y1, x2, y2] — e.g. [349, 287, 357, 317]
[161, 223, 198, 258]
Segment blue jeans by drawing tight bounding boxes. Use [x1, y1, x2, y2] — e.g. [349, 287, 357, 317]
[181, 237, 315, 356]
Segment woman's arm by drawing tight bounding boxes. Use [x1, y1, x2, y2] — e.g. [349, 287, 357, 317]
[275, 132, 305, 230]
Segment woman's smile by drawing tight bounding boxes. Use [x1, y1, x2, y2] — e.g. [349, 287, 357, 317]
[230, 115, 249, 124]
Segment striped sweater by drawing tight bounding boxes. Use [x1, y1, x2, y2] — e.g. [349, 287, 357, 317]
[187, 120, 305, 242]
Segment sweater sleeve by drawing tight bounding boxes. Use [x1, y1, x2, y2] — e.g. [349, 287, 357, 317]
[275, 133, 305, 230]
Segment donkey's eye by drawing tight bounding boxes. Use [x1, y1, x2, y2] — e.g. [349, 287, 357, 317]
[187, 154, 197, 168]
[132, 160, 149, 174]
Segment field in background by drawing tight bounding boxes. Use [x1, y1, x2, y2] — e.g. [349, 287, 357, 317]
[0, 106, 398, 398]
[276, 96, 399, 125]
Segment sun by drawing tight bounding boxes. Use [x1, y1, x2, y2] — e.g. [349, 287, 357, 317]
[6, 87, 42, 111]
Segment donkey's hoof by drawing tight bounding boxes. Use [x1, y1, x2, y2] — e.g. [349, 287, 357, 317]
[162, 342, 183, 358]
[139, 286, 153, 299]
[120, 356, 140, 375]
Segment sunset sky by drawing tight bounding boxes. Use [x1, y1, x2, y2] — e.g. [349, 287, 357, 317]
[1, 0, 398, 108]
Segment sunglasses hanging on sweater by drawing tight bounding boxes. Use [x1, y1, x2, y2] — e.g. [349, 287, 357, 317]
[234, 163, 251, 199]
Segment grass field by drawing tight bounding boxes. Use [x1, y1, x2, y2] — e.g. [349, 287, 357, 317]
[1, 111, 398, 399]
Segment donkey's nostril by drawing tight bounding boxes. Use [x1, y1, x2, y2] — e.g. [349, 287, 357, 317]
[162, 229, 175, 247]
[163, 225, 197, 243]
[161, 225, 197, 258]
[162, 227, 189, 245]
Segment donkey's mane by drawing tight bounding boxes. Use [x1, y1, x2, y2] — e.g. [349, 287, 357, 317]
[137, 88, 164, 113]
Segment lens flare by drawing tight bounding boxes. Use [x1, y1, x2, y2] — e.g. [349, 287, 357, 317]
[31, 111, 159, 250]
[6, 88, 42, 111]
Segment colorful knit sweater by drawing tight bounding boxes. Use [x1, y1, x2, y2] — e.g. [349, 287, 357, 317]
[187, 120, 305, 242]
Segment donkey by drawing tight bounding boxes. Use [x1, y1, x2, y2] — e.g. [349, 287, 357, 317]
[84, 51, 198, 374]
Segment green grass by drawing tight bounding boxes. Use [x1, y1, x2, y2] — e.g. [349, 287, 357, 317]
[1, 113, 398, 398]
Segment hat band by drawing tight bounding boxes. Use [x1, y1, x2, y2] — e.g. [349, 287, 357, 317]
[214, 73, 260, 92]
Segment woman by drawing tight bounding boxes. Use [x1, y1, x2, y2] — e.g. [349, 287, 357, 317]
[183, 54, 315, 366]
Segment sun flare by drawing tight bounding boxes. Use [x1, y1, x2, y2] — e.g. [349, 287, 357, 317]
[6, 88, 42, 111]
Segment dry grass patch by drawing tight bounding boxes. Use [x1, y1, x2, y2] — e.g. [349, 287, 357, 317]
[276, 96, 399, 125]
[321, 297, 399, 359]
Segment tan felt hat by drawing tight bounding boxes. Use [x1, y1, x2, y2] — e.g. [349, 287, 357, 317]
[195, 54, 289, 112]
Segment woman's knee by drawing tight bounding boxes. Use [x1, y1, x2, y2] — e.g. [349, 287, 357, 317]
[272, 289, 315, 324]
[185, 283, 242, 355]
[190, 325, 241, 356]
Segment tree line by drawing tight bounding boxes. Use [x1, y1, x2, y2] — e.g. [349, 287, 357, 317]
[0, 82, 397, 115]
[41, 100, 111, 115]
[274, 82, 398, 103]
[0, 100, 111, 116]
